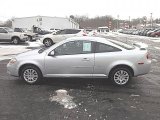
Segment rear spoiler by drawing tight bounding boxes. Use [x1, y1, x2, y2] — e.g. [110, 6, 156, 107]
[132, 42, 148, 50]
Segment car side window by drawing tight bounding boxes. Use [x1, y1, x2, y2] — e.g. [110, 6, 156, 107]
[66, 29, 81, 34]
[14, 28, 21, 32]
[0, 28, 7, 33]
[56, 30, 66, 35]
[54, 41, 92, 56]
[95, 42, 121, 53]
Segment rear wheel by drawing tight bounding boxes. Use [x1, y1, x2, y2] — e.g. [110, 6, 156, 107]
[109, 67, 132, 86]
[21, 66, 42, 84]
[43, 38, 53, 47]
[12, 37, 19, 44]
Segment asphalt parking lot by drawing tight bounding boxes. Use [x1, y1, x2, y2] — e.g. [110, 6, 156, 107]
[0, 33, 160, 120]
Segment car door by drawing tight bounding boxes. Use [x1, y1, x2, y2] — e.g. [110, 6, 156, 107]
[44, 40, 94, 77]
[0, 28, 10, 42]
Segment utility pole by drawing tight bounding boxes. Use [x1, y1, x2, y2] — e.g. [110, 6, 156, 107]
[129, 16, 131, 28]
[117, 15, 119, 29]
[150, 13, 153, 28]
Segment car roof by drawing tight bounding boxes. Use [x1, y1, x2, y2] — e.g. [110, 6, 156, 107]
[66, 36, 104, 41]
[65, 36, 112, 44]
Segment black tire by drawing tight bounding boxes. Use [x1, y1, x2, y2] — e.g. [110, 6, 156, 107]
[43, 38, 53, 47]
[21, 66, 42, 85]
[109, 67, 132, 86]
[12, 37, 20, 45]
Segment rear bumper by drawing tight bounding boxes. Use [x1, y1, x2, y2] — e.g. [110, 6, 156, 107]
[134, 60, 151, 76]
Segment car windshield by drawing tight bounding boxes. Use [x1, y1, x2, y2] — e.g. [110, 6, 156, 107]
[4, 28, 13, 32]
[109, 40, 135, 50]
[21, 28, 28, 32]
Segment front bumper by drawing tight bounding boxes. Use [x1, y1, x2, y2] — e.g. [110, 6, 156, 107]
[7, 63, 19, 77]
[32, 35, 41, 40]
[20, 36, 28, 42]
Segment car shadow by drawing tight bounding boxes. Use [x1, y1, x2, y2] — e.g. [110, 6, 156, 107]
[41, 77, 137, 92]
[0, 42, 29, 46]
[14, 77, 140, 95]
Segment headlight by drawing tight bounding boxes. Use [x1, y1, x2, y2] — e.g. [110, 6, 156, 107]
[9, 58, 17, 64]
[20, 34, 24, 37]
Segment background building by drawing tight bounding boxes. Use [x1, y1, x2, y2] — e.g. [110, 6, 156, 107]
[12, 16, 79, 30]
[0, 21, 4, 26]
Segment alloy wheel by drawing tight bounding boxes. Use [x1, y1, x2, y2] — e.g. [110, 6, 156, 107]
[23, 69, 38, 84]
[113, 70, 129, 85]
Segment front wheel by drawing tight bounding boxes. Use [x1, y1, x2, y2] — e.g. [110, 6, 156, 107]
[109, 67, 132, 86]
[12, 37, 19, 44]
[21, 66, 42, 84]
[43, 38, 53, 47]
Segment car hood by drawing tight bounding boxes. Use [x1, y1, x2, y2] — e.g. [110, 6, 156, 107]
[11, 32, 25, 36]
[16, 49, 40, 58]
[43, 33, 54, 38]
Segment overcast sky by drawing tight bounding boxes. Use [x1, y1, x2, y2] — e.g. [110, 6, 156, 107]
[0, 0, 159, 21]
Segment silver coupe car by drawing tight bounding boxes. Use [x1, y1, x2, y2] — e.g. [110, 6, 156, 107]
[7, 37, 151, 86]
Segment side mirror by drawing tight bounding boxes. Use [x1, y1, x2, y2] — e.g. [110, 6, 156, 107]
[49, 50, 55, 56]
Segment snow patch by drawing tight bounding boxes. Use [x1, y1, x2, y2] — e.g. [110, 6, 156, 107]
[0, 55, 15, 61]
[28, 40, 43, 47]
[152, 40, 160, 42]
[49, 89, 77, 109]
[154, 47, 160, 50]
[152, 59, 158, 62]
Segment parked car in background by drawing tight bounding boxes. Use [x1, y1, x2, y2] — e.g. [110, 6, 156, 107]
[14, 28, 39, 41]
[0, 27, 28, 44]
[88, 30, 98, 36]
[40, 29, 87, 47]
[50, 28, 60, 34]
[147, 28, 160, 37]
[142, 29, 152, 36]
[150, 30, 160, 37]
[33, 27, 51, 35]
[7, 37, 151, 86]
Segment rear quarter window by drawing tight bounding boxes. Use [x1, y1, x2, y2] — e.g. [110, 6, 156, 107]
[109, 40, 135, 50]
[95, 42, 121, 53]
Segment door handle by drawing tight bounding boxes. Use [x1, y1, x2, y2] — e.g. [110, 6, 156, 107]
[82, 58, 90, 61]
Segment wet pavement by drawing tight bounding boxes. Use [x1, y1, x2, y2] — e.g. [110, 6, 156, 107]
[0, 33, 160, 120]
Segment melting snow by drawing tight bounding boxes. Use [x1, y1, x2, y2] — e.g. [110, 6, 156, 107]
[49, 89, 77, 109]
[154, 47, 160, 50]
